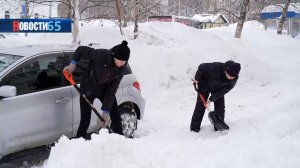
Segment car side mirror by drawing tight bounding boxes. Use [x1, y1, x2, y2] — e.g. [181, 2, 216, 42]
[0, 85, 17, 99]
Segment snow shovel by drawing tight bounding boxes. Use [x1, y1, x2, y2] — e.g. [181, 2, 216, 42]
[193, 83, 229, 131]
[63, 70, 113, 133]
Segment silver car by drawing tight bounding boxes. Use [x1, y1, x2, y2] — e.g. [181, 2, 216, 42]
[0, 44, 145, 163]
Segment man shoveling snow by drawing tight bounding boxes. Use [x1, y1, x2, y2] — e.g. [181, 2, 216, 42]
[190, 60, 241, 132]
[64, 40, 131, 139]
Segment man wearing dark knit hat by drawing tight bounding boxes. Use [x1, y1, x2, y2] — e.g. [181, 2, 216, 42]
[190, 60, 241, 132]
[64, 40, 130, 139]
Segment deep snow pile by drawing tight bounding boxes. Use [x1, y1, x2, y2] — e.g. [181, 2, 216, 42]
[1, 21, 300, 168]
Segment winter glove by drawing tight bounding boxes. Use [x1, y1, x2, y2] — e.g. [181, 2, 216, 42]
[193, 79, 199, 85]
[206, 99, 212, 111]
[100, 111, 110, 128]
[63, 63, 76, 75]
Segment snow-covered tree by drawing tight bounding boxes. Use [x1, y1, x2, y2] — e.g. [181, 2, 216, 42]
[70, 0, 80, 44]
[277, 0, 291, 35]
[133, 0, 139, 39]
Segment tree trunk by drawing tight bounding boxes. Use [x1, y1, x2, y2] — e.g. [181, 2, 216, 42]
[133, 0, 139, 39]
[114, 0, 124, 35]
[25, 0, 29, 37]
[277, 0, 291, 35]
[121, 0, 128, 27]
[71, 0, 80, 44]
[234, 0, 250, 38]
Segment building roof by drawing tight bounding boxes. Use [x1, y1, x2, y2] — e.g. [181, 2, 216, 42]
[262, 3, 300, 13]
[192, 14, 229, 23]
[261, 3, 300, 19]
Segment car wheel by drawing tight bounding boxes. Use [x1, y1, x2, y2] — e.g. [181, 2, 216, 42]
[119, 106, 137, 138]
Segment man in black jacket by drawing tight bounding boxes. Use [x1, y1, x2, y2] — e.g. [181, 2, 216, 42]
[64, 40, 130, 139]
[190, 60, 241, 132]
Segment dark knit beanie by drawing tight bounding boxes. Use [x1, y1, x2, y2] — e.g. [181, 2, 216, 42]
[225, 60, 241, 77]
[112, 40, 130, 61]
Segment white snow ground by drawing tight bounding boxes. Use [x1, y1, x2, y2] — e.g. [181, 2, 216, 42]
[1, 20, 300, 168]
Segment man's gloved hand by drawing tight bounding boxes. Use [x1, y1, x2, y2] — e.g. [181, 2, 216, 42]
[206, 99, 212, 111]
[100, 111, 110, 128]
[63, 63, 76, 75]
[192, 79, 199, 85]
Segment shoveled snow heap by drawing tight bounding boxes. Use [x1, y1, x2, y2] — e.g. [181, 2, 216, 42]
[2, 20, 300, 168]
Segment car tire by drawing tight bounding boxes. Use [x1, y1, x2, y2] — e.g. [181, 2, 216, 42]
[119, 106, 137, 138]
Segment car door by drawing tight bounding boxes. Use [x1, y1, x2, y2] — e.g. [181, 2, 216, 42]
[0, 53, 73, 155]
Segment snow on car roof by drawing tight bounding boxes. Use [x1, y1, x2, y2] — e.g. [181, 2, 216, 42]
[0, 44, 78, 57]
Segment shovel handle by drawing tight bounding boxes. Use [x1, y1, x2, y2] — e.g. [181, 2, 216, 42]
[63, 70, 76, 86]
[193, 83, 208, 108]
[200, 94, 208, 108]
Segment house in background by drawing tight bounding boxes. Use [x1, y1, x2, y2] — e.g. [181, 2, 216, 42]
[30, 3, 58, 18]
[148, 16, 173, 22]
[148, 14, 230, 29]
[0, 2, 58, 19]
[192, 14, 229, 29]
[147, 15, 200, 28]
[1, 0, 123, 20]
[57, 0, 71, 18]
[260, 3, 300, 37]
[172, 15, 200, 28]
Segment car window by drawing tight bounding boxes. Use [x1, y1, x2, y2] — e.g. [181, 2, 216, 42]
[0, 53, 23, 73]
[0, 53, 64, 95]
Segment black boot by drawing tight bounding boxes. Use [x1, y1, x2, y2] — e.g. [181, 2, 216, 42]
[191, 128, 200, 133]
[214, 126, 218, 131]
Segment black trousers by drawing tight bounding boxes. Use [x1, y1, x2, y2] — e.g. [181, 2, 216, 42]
[76, 94, 123, 139]
[190, 92, 225, 131]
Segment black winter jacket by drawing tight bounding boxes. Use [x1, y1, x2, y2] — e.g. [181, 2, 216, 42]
[72, 46, 128, 112]
[195, 62, 238, 102]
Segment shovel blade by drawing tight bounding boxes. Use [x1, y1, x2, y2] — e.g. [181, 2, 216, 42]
[208, 111, 229, 131]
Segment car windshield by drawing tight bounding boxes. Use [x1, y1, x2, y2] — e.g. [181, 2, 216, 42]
[0, 53, 22, 73]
